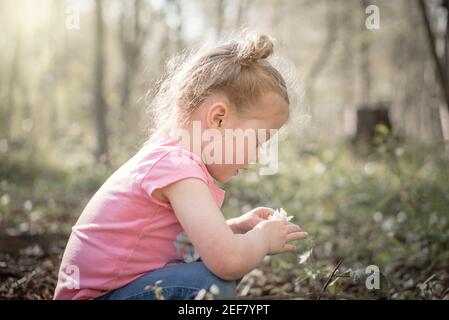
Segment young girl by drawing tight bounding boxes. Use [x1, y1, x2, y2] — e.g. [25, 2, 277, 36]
[53, 32, 308, 300]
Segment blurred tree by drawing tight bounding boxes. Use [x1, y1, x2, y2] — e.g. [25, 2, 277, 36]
[418, 0, 449, 113]
[236, 0, 251, 28]
[93, 0, 109, 163]
[306, 1, 339, 116]
[359, 0, 372, 106]
[339, 0, 356, 136]
[215, 0, 226, 38]
[2, 4, 22, 141]
[167, 0, 184, 52]
[118, 0, 152, 119]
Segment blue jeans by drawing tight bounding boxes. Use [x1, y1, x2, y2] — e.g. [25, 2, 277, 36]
[95, 261, 240, 300]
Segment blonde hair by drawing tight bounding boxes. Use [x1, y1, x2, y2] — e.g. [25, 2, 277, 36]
[147, 31, 291, 139]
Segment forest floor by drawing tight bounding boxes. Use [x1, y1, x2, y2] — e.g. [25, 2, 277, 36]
[1, 140, 449, 299]
[1, 222, 448, 300]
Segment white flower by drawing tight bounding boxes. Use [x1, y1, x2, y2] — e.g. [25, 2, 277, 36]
[373, 211, 383, 223]
[396, 211, 407, 223]
[364, 162, 376, 175]
[298, 248, 313, 264]
[209, 284, 220, 296]
[0, 194, 10, 206]
[268, 208, 293, 221]
[24, 200, 33, 211]
[314, 162, 326, 175]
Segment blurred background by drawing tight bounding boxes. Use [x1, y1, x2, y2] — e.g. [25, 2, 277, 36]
[0, 0, 448, 299]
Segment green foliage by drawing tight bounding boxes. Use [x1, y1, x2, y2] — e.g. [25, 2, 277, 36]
[0, 153, 111, 235]
[224, 138, 449, 299]
[1, 137, 448, 299]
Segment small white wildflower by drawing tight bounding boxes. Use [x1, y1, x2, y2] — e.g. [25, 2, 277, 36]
[314, 162, 326, 175]
[373, 211, 383, 223]
[30, 210, 42, 222]
[268, 208, 293, 222]
[395, 147, 404, 157]
[0, 194, 10, 206]
[298, 248, 313, 264]
[209, 284, 220, 296]
[145, 280, 165, 300]
[155, 280, 163, 286]
[24, 200, 33, 211]
[194, 289, 207, 300]
[364, 162, 376, 175]
[19, 222, 29, 232]
[396, 211, 407, 223]
[382, 218, 395, 231]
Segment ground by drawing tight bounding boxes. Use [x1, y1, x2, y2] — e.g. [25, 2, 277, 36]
[1, 139, 448, 299]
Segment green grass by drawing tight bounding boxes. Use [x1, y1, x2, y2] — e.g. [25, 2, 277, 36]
[223, 137, 449, 299]
[1, 135, 448, 299]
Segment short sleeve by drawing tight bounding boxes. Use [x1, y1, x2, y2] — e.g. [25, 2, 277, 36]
[140, 149, 210, 208]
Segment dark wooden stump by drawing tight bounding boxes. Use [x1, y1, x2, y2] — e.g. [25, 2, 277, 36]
[353, 104, 392, 148]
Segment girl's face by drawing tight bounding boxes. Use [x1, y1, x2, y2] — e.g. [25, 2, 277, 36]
[202, 91, 289, 183]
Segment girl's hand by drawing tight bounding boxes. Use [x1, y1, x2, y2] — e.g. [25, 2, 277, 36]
[228, 207, 275, 234]
[254, 219, 309, 255]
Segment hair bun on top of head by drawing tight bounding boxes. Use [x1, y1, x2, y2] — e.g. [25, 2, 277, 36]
[234, 33, 274, 67]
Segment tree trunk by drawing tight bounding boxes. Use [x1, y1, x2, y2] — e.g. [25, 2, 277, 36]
[236, 0, 250, 28]
[339, 0, 356, 136]
[359, 0, 372, 106]
[2, 14, 21, 140]
[93, 0, 109, 163]
[215, 0, 226, 38]
[353, 105, 392, 148]
[118, 0, 151, 117]
[418, 0, 449, 114]
[306, 3, 339, 115]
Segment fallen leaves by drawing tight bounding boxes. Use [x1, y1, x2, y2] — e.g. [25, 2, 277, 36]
[0, 235, 65, 299]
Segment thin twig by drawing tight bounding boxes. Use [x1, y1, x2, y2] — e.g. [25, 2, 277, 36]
[317, 258, 344, 300]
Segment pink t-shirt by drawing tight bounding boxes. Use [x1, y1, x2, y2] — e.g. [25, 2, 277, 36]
[53, 136, 225, 300]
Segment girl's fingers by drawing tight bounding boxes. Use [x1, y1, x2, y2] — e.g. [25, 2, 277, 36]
[282, 244, 297, 253]
[286, 231, 309, 242]
[286, 223, 303, 233]
[256, 207, 275, 219]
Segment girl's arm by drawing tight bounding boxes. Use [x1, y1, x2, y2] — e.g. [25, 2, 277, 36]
[226, 218, 244, 234]
[161, 178, 306, 280]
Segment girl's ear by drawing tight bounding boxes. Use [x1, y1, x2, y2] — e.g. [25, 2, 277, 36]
[206, 102, 228, 129]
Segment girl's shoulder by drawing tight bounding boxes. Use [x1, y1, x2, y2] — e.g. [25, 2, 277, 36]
[134, 136, 224, 207]
[134, 136, 210, 186]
